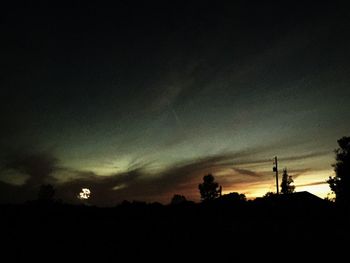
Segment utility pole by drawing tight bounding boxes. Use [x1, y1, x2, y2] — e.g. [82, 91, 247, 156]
[273, 156, 279, 194]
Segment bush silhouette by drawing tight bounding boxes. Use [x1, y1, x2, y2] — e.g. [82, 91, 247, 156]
[219, 192, 246, 203]
[263, 192, 277, 199]
[170, 194, 187, 205]
[37, 184, 55, 203]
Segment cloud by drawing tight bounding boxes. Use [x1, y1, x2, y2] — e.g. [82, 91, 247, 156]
[0, 147, 332, 205]
[279, 151, 329, 162]
[288, 168, 311, 179]
[296, 181, 328, 187]
[2, 150, 58, 187]
[0, 147, 273, 204]
[0, 181, 23, 204]
[232, 168, 262, 177]
[55, 150, 273, 205]
[0, 148, 60, 203]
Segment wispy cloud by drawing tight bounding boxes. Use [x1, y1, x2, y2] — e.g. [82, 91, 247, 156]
[0, 146, 333, 205]
[279, 151, 330, 162]
[288, 168, 311, 179]
[55, 151, 274, 205]
[296, 181, 327, 187]
[232, 168, 262, 177]
[2, 150, 58, 187]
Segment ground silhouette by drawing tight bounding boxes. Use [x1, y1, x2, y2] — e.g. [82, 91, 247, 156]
[1, 191, 348, 261]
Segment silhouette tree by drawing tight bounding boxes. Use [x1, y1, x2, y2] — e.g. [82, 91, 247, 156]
[38, 184, 55, 202]
[327, 136, 350, 206]
[198, 174, 220, 201]
[170, 194, 187, 205]
[219, 192, 247, 202]
[280, 168, 295, 194]
[263, 191, 276, 198]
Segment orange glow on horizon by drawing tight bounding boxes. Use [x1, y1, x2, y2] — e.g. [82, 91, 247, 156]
[221, 169, 333, 199]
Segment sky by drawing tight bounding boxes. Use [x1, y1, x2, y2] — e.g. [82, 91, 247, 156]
[1, 1, 349, 206]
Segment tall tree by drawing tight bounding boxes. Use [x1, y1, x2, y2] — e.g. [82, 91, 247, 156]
[327, 136, 350, 206]
[198, 174, 220, 201]
[280, 168, 295, 194]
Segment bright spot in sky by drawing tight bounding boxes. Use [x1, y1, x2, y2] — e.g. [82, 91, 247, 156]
[78, 188, 91, 200]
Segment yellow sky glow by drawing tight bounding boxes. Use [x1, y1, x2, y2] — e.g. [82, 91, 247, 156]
[222, 168, 333, 199]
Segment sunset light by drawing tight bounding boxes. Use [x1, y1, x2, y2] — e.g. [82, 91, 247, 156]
[1, 2, 349, 261]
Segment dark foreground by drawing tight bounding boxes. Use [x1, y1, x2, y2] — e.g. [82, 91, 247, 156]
[1, 196, 349, 261]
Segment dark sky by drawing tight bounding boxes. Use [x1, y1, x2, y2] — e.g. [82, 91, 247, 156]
[1, 1, 349, 205]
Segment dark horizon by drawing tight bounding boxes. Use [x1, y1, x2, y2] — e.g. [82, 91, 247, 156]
[1, 187, 345, 261]
[1, 1, 350, 206]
